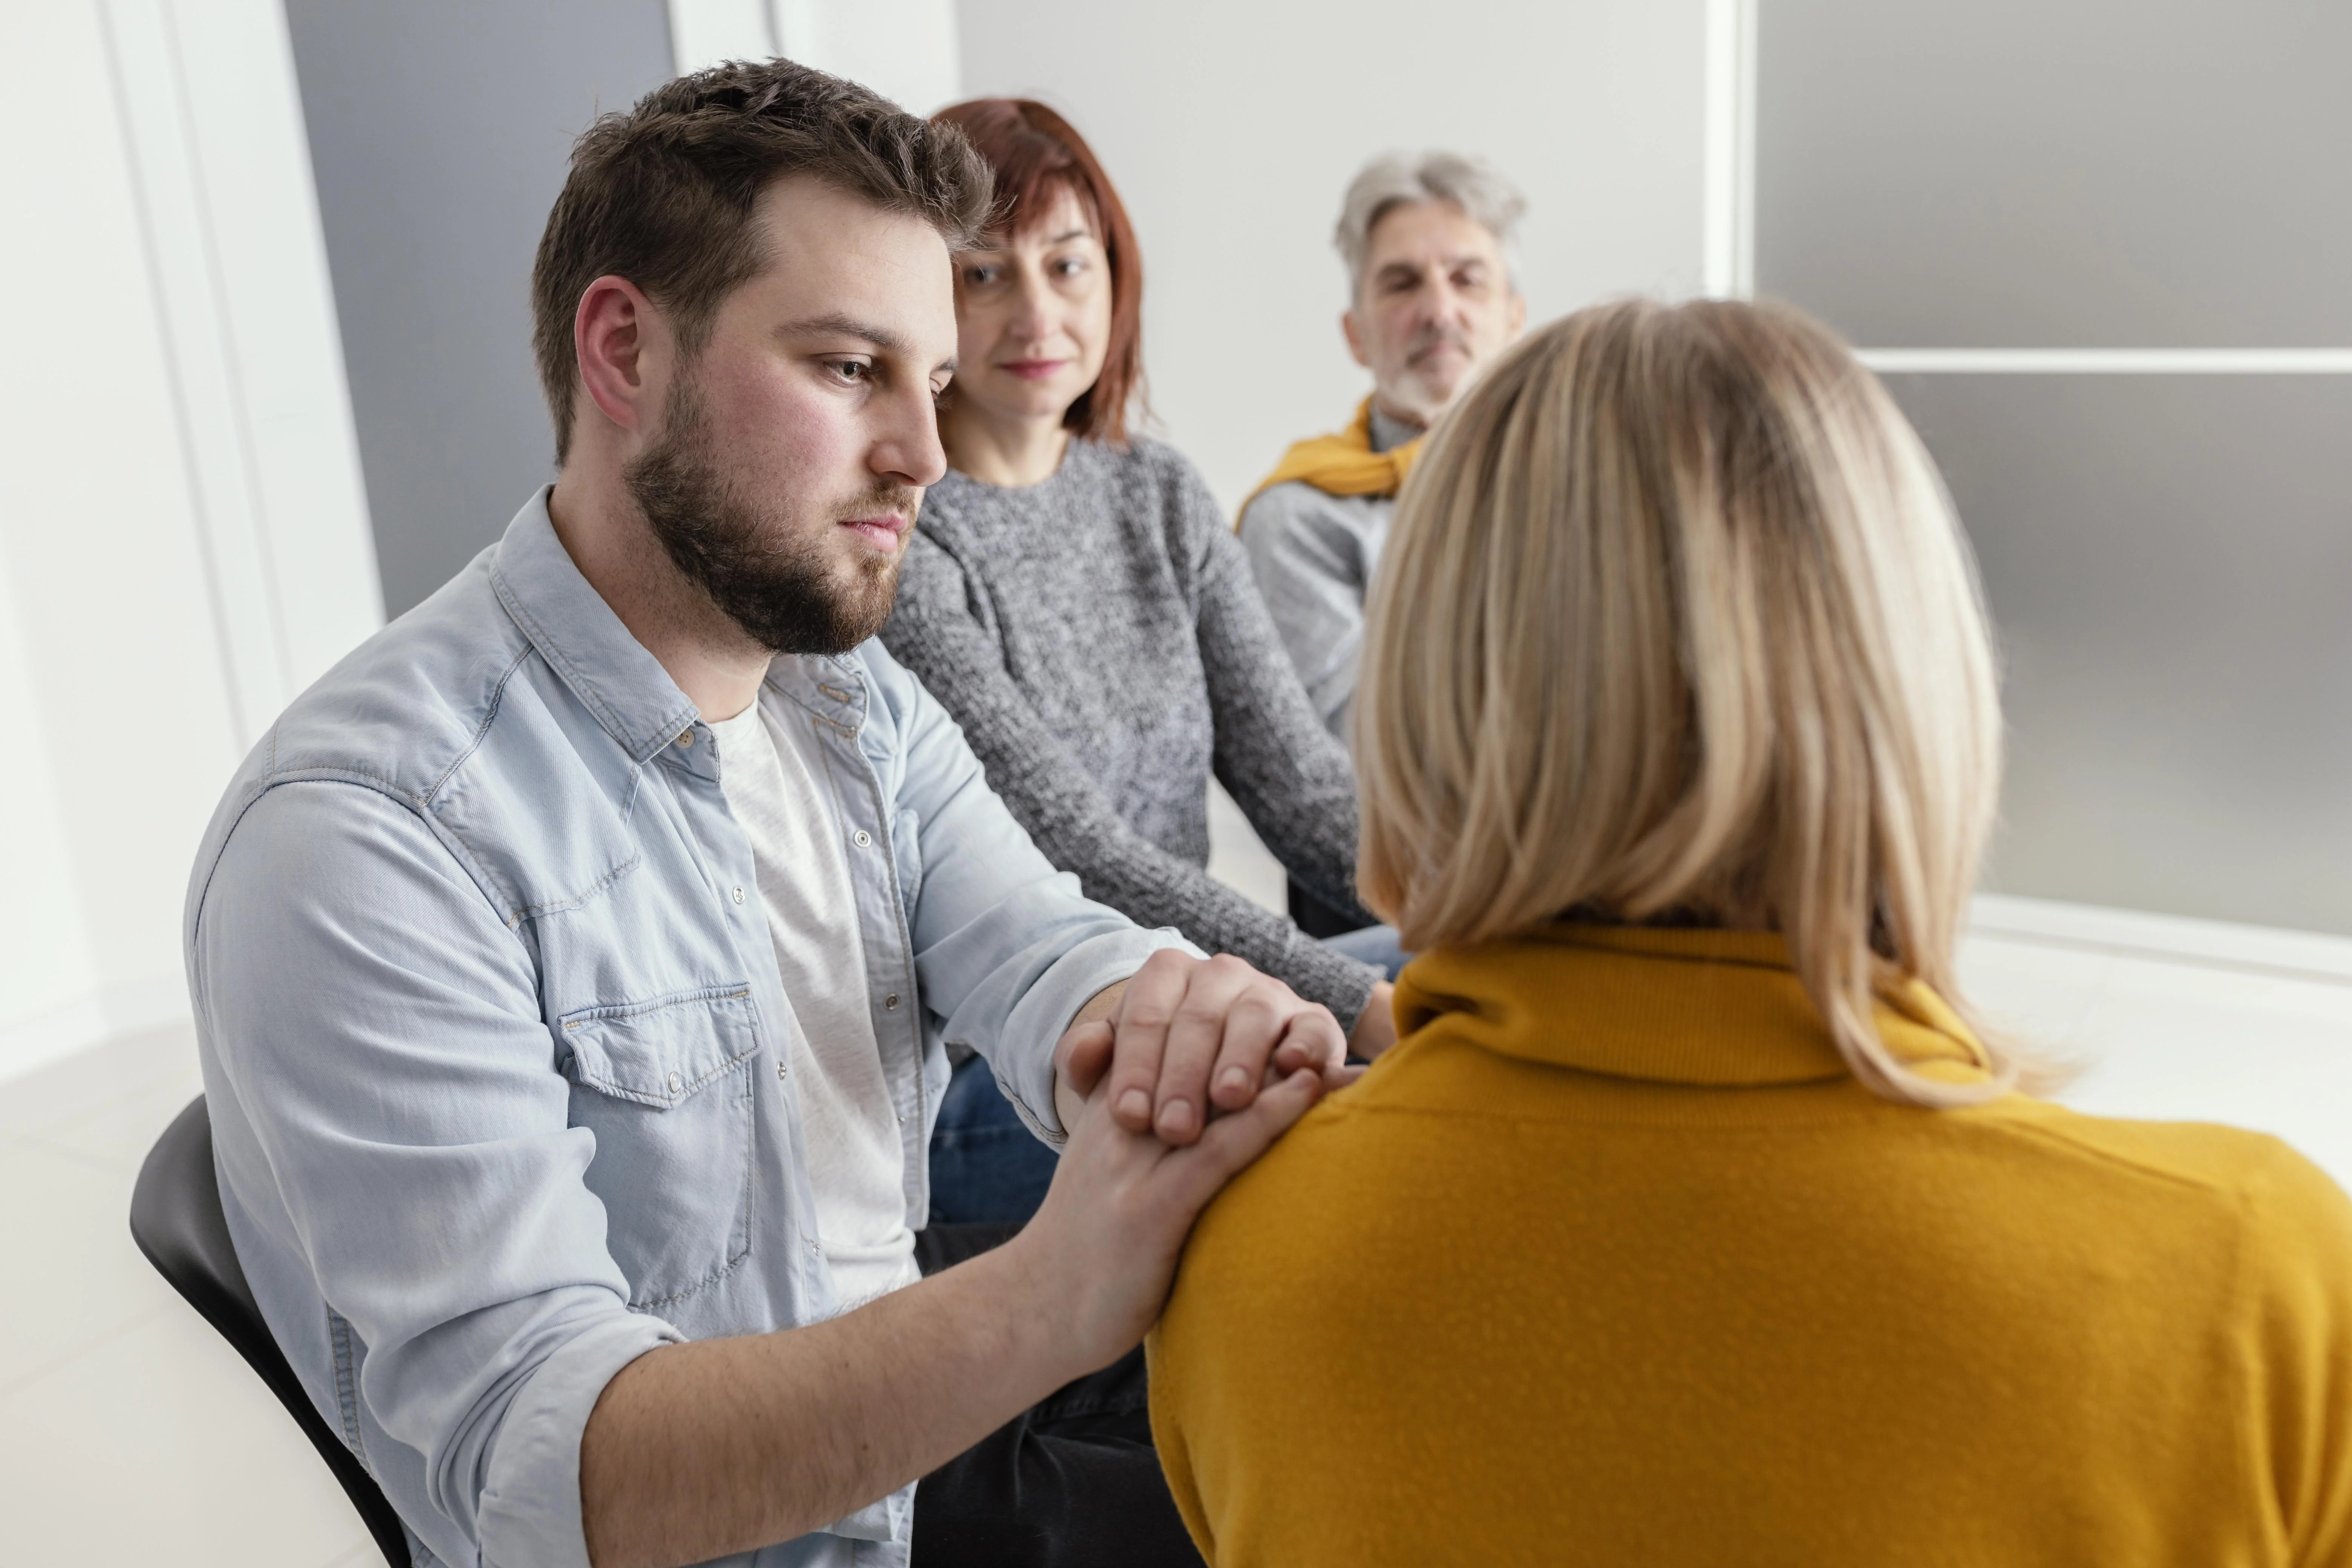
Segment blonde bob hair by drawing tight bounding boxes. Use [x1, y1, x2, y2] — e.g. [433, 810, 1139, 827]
[1356, 298, 2012, 1107]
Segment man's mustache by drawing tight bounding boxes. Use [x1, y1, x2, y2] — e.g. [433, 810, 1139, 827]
[1406, 327, 1474, 368]
[833, 484, 924, 525]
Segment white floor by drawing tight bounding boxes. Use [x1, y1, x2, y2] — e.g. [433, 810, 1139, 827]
[2, 814, 2346, 1565]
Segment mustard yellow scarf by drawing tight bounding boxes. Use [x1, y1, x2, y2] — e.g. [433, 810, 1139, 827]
[1238, 398, 1423, 525]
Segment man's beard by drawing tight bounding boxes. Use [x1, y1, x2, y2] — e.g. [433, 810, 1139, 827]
[625, 380, 912, 656]
[1391, 324, 1477, 420]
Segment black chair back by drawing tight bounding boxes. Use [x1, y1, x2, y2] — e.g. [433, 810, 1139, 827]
[130, 1096, 410, 1567]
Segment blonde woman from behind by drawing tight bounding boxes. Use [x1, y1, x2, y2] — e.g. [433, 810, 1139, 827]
[1147, 299, 2352, 1567]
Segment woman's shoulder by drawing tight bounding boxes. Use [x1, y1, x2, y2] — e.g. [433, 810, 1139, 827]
[1975, 1095, 2352, 1298]
[1102, 434, 1216, 503]
[1990, 1093, 2331, 1200]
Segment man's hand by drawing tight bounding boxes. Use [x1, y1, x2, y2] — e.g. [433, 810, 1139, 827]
[1013, 1053, 1327, 1375]
[1054, 950, 1357, 1148]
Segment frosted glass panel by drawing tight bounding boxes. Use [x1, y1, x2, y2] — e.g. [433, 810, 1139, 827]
[1755, 0, 2352, 348]
[1888, 372, 2352, 933]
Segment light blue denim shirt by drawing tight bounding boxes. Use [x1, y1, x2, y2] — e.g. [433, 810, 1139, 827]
[185, 491, 1192, 1568]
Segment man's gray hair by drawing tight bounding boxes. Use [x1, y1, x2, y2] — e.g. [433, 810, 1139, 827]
[1334, 151, 1526, 299]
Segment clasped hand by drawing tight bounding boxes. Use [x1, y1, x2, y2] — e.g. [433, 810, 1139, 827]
[1054, 949, 1361, 1145]
[1015, 951, 1360, 1372]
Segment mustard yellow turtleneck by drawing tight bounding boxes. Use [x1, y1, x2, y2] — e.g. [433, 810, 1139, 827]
[1149, 925, 2352, 1566]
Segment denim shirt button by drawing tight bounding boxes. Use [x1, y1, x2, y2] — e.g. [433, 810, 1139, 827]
[852, 829, 873, 849]
[731, 886, 745, 905]
[666, 1071, 683, 1096]
[884, 994, 900, 1010]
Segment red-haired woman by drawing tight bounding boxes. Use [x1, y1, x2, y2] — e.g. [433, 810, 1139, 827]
[882, 100, 1400, 1227]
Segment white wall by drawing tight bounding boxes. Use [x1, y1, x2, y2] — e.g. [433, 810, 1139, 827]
[958, 0, 1709, 509]
[0, 0, 379, 1083]
[669, 0, 964, 114]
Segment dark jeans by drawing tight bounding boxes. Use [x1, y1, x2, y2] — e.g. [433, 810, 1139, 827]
[910, 1223, 1202, 1568]
[928, 1055, 1061, 1228]
[1288, 875, 1367, 939]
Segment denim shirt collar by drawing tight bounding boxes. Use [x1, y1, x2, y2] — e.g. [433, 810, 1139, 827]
[487, 487, 702, 766]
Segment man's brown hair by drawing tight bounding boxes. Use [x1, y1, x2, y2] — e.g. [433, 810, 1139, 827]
[531, 58, 993, 464]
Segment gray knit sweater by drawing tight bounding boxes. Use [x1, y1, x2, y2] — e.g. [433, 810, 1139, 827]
[882, 436, 1380, 1027]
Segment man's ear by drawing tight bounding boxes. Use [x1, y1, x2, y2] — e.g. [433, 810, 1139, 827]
[1507, 290, 1528, 337]
[574, 275, 663, 439]
[1341, 307, 1370, 370]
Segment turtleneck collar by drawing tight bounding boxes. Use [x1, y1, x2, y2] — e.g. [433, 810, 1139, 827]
[1392, 924, 1992, 1089]
[1367, 403, 1421, 455]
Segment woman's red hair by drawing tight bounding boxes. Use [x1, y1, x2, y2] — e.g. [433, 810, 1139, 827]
[932, 98, 1145, 445]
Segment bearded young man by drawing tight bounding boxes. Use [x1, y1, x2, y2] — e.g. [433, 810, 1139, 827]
[186, 62, 1348, 1568]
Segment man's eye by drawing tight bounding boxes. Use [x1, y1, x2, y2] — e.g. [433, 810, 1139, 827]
[831, 361, 868, 382]
[962, 265, 1000, 286]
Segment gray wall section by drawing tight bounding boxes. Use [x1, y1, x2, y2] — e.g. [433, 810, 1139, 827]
[1891, 374, 2352, 934]
[1755, 0, 2352, 348]
[285, 0, 676, 617]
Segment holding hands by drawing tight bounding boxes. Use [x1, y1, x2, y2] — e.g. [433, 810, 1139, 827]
[1015, 950, 1364, 1369]
[1054, 949, 1362, 1145]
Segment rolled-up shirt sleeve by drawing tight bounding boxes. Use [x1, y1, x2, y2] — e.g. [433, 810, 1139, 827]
[191, 781, 680, 1568]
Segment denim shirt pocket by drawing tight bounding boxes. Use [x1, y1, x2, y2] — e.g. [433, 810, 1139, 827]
[559, 985, 761, 1309]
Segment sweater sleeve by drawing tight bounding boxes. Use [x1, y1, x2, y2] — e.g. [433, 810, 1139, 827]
[883, 526, 1380, 1031]
[1237, 481, 1370, 740]
[1179, 462, 1381, 929]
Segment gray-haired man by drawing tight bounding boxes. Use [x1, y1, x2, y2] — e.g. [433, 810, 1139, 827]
[1237, 153, 1526, 934]
[1240, 153, 1527, 741]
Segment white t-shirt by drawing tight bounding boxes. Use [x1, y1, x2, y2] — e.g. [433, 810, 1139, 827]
[708, 697, 919, 1308]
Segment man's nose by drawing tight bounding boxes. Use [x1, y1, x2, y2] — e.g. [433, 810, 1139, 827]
[1423, 273, 1470, 329]
[875, 383, 948, 490]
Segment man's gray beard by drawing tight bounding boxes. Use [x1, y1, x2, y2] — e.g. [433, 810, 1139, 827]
[624, 383, 905, 657]
[1392, 327, 1476, 421]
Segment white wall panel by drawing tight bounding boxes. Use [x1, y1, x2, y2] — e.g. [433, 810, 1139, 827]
[165, 0, 382, 691]
[666, 0, 778, 72]
[0, 0, 377, 1083]
[0, 536, 105, 1040]
[775, 0, 962, 116]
